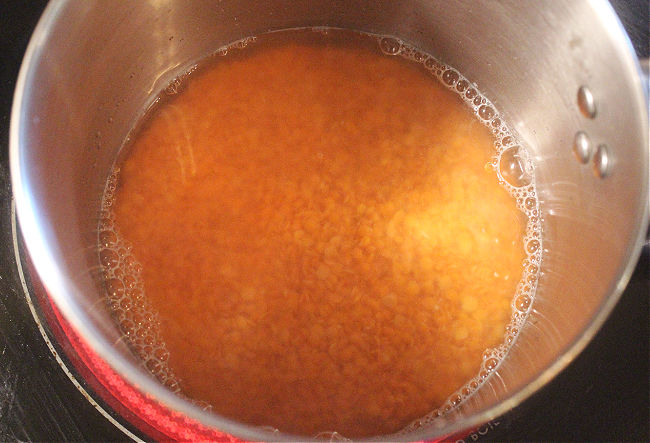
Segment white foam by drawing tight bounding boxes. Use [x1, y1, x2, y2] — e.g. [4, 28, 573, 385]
[99, 168, 182, 393]
[374, 34, 543, 434]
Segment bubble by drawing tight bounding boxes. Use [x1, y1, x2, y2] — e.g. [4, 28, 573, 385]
[400, 46, 414, 58]
[130, 309, 144, 325]
[123, 274, 138, 290]
[234, 36, 256, 49]
[455, 79, 468, 92]
[98, 169, 181, 394]
[524, 197, 536, 211]
[498, 146, 533, 187]
[483, 357, 499, 371]
[526, 239, 540, 254]
[106, 278, 125, 298]
[120, 297, 133, 310]
[120, 318, 134, 332]
[142, 345, 154, 358]
[515, 295, 532, 312]
[146, 359, 162, 373]
[165, 77, 184, 95]
[473, 96, 483, 106]
[133, 295, 146, 310]
[100, 249, 119, 268]
[99, 230, 118, 248]
[379, 37, 402, 55]
[491, 118, 501, 127]
[441, 69, 459, 86]
[124, 255, 143, 274]
[478, 105, 495, 121]
[165, 379, 180, 391]
[412, 51, 426, 63]
[154, 347, 170, 361]
[424, 58, 436, 70]
[465, 88, 477, 99]
[124, 254, 138, 269]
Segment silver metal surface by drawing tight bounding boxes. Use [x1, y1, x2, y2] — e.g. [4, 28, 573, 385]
[10, 0, 649, 441]
[573, 131, 592, 164]
[577, 85, 598, 118]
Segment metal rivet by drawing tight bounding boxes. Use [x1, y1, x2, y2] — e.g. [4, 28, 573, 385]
[577, 85, 597, 118]
[593, 144, 611, 178]
[573, 131, 592, 163]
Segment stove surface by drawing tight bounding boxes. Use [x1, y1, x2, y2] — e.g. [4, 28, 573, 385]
[0, 1, 647, 441]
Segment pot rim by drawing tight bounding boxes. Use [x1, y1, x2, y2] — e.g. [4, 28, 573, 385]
[9, 1, 649, 441]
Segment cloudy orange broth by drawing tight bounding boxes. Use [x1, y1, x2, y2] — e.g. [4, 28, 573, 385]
[109, 31, 525, 437]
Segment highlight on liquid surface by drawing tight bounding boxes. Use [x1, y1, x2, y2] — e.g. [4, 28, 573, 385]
[99, 29, 542, 438]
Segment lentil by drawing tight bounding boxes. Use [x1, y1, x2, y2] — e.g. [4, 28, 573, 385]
[108, 30, 525, 438]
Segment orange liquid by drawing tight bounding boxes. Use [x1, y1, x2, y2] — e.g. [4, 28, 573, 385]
[105, 30, 525, 437]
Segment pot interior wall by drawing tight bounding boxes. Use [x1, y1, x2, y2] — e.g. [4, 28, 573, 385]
[13, 0, 647, 440]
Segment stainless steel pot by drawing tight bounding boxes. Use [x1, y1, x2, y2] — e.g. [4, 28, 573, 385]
[10, 0, 648, 441]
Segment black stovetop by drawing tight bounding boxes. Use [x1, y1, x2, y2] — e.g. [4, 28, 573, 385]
[0, 1, 648, 441]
